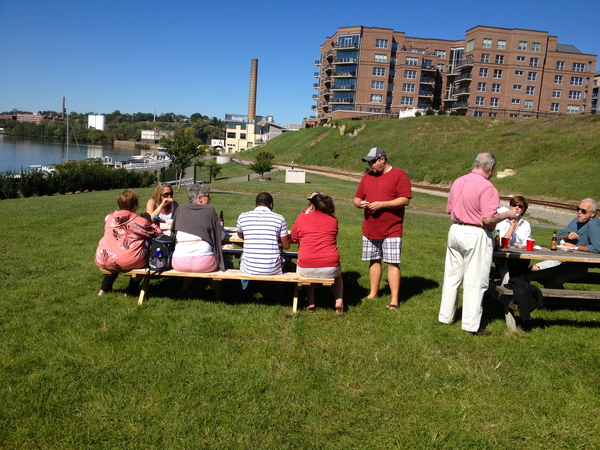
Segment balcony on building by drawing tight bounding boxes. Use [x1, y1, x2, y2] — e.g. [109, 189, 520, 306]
[331, 70, 357, 78]
[333, 57, 358, 64]
[453, 72, 472, 83]
[420, 76, 436, 85]
[313, 72, 319, 78]
[451, 101, 469, 110]
[312, 94, 318, 100]
[421, 63, 436, 72]
[314, 59, 321, 66]
[418, 90, 434, 98]
[455, 55, 474, 70]
[326, 50, 334, 60]
[311, 105, 317, 110]
[330, 84, 355, 91]
[313, 83, 319, 89]
[454, 87, 470, 97]
[322, 64, 332, 73]
[330, 97, 355, 104]
[333, 42, 359, 50]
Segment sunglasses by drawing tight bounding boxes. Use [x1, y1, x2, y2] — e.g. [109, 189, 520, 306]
[162, 192, 173, 197]
[510, 203, 525, 209]
[577, 207, 588, 214]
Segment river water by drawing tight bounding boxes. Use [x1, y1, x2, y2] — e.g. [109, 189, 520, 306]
[0, 135, 142, 173]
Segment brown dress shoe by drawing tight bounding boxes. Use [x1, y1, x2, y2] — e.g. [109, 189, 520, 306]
[471, 329, 492, 336]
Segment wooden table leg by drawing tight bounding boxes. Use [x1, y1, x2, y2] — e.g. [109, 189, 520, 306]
[292, 284, 300, 313]
[138, 275, 151, 306]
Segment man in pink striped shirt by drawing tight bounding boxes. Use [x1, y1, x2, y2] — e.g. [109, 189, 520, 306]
[438, 153, 516, 336]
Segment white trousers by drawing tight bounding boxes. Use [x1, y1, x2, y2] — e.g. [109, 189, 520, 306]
[439, 224, 493, 332]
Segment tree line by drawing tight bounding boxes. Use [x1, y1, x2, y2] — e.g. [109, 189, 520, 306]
[0, 110, 225, 145]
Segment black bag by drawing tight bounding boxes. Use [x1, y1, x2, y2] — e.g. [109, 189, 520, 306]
[147, 234, 175, 273]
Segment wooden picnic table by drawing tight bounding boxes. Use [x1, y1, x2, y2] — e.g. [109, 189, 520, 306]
[490, 246, 600, 331]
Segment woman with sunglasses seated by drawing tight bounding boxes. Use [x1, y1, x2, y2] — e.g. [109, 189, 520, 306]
[495, 196, 532, 277]
[495, 196, 532, 247]
[146, 182, 178, 223]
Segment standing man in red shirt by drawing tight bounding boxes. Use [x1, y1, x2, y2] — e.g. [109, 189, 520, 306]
[438, 152, 515, 335]
[353, 147, 412, 310]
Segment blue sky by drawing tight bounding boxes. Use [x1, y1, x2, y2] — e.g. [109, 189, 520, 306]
[2, 0, 598, 126]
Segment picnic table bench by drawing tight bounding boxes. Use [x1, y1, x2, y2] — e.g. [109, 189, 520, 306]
[100, 267, 334, 312]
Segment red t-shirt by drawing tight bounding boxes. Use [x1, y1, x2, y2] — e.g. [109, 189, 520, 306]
[291, 211, 340, 268]
[355, 166, 412, 239]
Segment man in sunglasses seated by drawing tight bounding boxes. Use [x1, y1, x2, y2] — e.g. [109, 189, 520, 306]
[532, 198, 600, 287]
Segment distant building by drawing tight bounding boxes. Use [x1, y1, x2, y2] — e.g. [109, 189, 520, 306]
[224, 114, 289, 153]
[16, 114, 43, 124]
[311, 25, 597, 123]
[141, 129, 174, 144]
[87, 114, 106, 131]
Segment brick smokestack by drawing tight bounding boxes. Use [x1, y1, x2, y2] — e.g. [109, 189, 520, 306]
[248, 59, 258, 122]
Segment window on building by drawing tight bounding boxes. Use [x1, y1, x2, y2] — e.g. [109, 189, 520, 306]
[479, 68, 488, 77]
[493, 69, 503, 79]
[515, 70, 524, 76]
[227, 132, 236, 138]
[392, 42, 398, 51]
[374, 54, 387, 63]
[568, 90, 581, 100]
[390, 57, 397, 65]
[375, 39, 388, 49]
[489, 112, 498, 117]
[477, 82, 487, 92]
[402, 83, 415, 92]
[404, 70, 417, 79]
[495, 55, 504, 64]
[491, 83, 501, 93]
[513, 85, 522, 90]
[530, 57, 539, 67]
[556, 61, 565, 70]
[552, 89, 561, 98]
[510, 114, 519, 118]
[436, 64, 445, 72]
[389, 70, 396, 79]
[567, 104, 579, 114]
[532, 42, 541, 52]
[516, 56, 525, 62]
[401, 96, 414, 105]
[435, 50, 446, 58]
[373, 67, 386, 76]
[372, 80, 384, 90]
[528, 72, 537, 82]
[526, 86, 535, 95]
[406, 56, 418, 66]
[483, 38, 492, 48]
[571, 77, 583, 86]
[476, 96, 485, 106]
[240, 133, 246, 139]
[551, 103, 560, 112]
[511, 98, 521, 104]
[554, 75, 563, 85]
[525, 100, 533, 109]
[572, 63, 585, 72]
[473, 111, 483, 117]
[467, 39, 475, 52]
[490, 98, 499, 107]
[518, 41, 527, 51]
[337, 34, 360, 48]
[481, 53, 490, 63]
[497, 40, 506, 50]
[370, 94, 383, 103]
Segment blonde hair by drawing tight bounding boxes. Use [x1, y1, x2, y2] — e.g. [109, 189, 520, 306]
[151, 182, 174, 212]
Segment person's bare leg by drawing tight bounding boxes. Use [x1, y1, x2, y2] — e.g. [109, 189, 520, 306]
[387, 263, 401, 308]
[210, 280, 222, 300]
[332, 277, 344, 315]
[366, 260, 382, 299]
[306, 284, 316, 310]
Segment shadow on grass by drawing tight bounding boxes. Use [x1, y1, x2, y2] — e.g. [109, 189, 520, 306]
[481, 294, 600, 331]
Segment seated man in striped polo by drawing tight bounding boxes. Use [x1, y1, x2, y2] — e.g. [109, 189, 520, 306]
[236, 192, 291, 298]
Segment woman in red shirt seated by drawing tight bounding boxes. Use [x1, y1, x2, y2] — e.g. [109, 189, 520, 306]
[291, 193, 344, 315]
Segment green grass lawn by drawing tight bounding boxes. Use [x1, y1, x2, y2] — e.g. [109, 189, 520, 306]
[2, 183, 600, 448]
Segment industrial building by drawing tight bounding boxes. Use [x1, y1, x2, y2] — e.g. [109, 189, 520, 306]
[311, 25, 597, 123]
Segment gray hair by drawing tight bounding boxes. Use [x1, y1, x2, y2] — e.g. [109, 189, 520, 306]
[581, 198, 598, 212]
[472, 152, 497, 171]
[187, 184, 210, 203]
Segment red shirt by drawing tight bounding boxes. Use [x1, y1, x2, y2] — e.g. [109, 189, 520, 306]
[446, 169, 499, 226]
[291, 211, 340, 268]
[355, 166, 412, 239]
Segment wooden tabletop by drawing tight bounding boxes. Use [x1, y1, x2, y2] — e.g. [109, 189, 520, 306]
[494, 247, 600, 263]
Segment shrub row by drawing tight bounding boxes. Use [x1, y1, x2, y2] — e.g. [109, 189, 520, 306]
[0, 160, 157, 200]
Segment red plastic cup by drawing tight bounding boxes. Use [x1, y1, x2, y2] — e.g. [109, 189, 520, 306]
[526, 239, 535, 251]
[501, 237, 510, 249]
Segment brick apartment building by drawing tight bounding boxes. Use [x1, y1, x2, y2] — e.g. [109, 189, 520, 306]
[311, 25, 597, 123]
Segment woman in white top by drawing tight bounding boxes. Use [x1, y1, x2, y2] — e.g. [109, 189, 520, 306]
[146, 182, 178, 223]
[496, 196, 532, 246]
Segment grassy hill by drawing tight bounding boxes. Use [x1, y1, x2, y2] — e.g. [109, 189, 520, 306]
[249, 115, 600, 204]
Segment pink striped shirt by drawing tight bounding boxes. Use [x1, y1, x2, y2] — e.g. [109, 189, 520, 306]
[446, 169, 499, 226]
